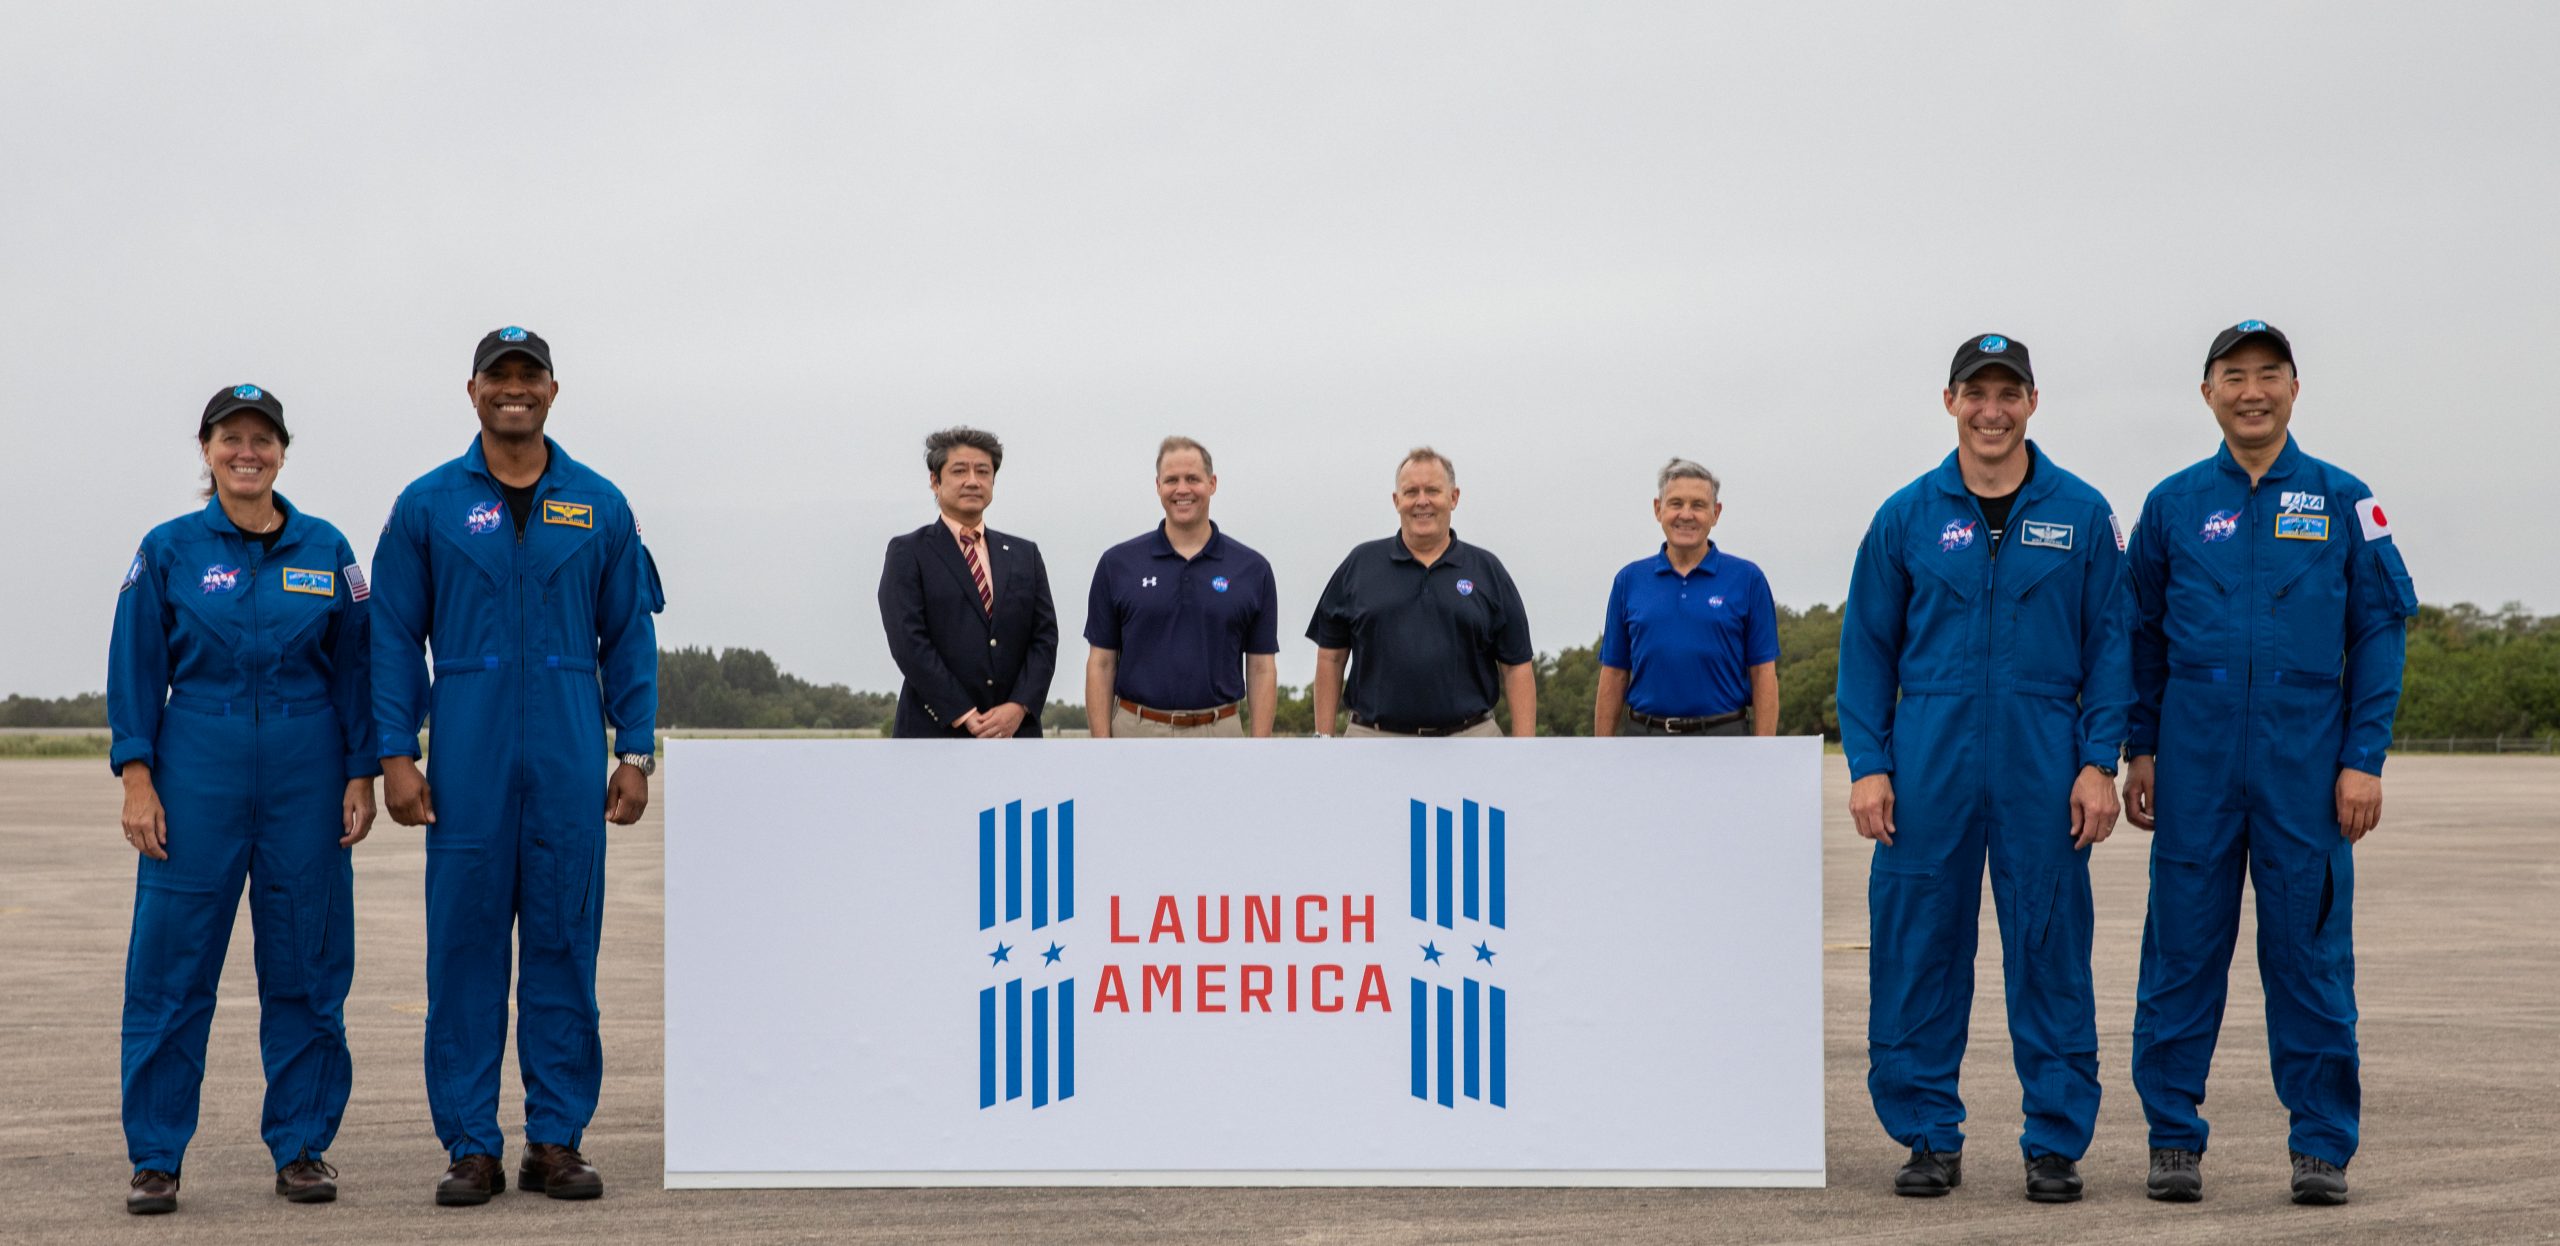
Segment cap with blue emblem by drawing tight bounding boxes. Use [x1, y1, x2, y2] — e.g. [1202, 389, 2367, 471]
[1948, 333, 2034, 388]
[198, 383, 289, 445]
[472, 325, 554, 376]
[2203, 318, 2293, 379]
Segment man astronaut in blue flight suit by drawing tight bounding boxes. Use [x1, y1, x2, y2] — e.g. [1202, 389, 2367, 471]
[2123, 322, 2416, 1207]
[373, 327, 663, 1206]
[1838, 334, 2130, 1203]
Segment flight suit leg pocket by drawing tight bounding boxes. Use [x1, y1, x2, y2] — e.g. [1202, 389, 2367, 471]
[1867, 861, 1949, 1048]
[249, 872, 326, 1001]
[525, 828, 601, 961]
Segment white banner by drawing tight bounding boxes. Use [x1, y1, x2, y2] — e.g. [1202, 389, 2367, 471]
[664, 738, 1824, 1187]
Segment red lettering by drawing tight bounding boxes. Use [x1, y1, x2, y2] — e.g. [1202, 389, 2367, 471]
[1149, 895, 1184, 943]
[1142, 964, 1182, 1012]
[1296, 894, 1327, 942]
[1094, 964, 1129, 1011]
[1286, 962, 1298, 1011]
[1312, 964, 1345, 1012]
[1240, 964, 1273, 1012]
[1196, 895, 1230, 943]
[1244, 894, 1281, 942]
[1356, 963, 1391, 1011]
[1341, 894, 1375, 944]
[1197, 963, 1227, 1012]
[1109, 895, 1138, 943]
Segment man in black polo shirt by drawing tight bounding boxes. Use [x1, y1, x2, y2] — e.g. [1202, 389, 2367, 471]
[1084, 436, 1280, 737]
[1307, 447, 1536, 737]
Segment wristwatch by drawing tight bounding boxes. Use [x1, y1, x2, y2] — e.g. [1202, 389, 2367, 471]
[617, 752, 656, 777]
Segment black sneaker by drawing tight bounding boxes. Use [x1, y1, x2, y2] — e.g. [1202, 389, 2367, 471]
[2025, 1153, 2083, 1203]
[1894, 1147, 1962, 1197]
[2148, 1147, 2202, 1202]
[2290, 1151, 2349, 1206]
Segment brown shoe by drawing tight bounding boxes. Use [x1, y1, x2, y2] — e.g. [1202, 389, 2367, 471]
[519, 1143, 603, 1200]
[435, 1153, 506, 1206]
[275, 1156, 338, 1203]
[126, 1169, 179, 1215]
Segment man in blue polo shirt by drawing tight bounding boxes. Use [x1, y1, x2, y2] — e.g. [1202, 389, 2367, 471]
[1084, 436, 1280, 737]
[1308, 447, 1535, 737]
[1594, 458, 1780, 736]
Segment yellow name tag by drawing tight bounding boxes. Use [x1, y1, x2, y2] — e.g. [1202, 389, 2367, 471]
[543, 500, 593, 529]
[281, 568, 336, 597]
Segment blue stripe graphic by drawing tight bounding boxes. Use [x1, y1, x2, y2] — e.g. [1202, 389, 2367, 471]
[1435, 806, 1454, 929]
[1409, 978, 1427, 1100]
[1464, 977, 1481, 1100]
[1409, 800, 1427, 921]
[1032, 807, 1049, 930]
[1032, 984, 1051, 1107]
[1463, 800, 1480, 922]
[1058, 801, 1076, 923]
[1491, 985, 1508, 1107]
[978, 808, 995, 930]
[1059, 977, 1076, 1101]
[1490, 806, 1507, 929]
[978, 986, 996, 1108]
[1435, 984, 1455, 1107]
[1005, 801, 1023, 924]
[1005, 978, 1023, 1102]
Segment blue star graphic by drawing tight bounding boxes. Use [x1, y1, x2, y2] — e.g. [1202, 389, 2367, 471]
[1473, 941, 1496, 964]
[1421, 941, 1444, 964]
[1042, 942, 1065, 966]
[988, 942, 1012, 966]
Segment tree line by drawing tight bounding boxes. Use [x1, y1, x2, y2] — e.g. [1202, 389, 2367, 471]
[6, 603, 2551, 741]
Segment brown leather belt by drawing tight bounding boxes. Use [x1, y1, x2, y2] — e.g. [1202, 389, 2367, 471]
[1629, 708, 1747, 734]
[1117, 698, 1241, 728]
[1350, 710, 1495, 737]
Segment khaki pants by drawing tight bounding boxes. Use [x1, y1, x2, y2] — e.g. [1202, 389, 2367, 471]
[1108, 702, 1246, 738]
[1343, 718, 1504, 738]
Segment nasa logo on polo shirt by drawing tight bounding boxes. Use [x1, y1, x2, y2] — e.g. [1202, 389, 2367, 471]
[1707, 594, 1726, 608]
[1211, 576, 1230, 593]
[1455, 579, 1475, 597]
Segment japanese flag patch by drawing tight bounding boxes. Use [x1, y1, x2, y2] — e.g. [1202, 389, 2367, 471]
[2354, 496, 2393, 542]
[344, 562, 370, 602]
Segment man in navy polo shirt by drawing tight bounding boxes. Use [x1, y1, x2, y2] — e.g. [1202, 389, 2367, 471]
[1594, 458, 1780, 736]
[1084, 436, 1279, 737]
[1307, 447, 1535, 737]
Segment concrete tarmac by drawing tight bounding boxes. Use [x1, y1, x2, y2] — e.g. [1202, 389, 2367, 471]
[3, 755, 2553, 1243]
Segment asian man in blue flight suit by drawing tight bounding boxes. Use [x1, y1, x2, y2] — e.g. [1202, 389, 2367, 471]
[373, 327, 664, 1206]
[2123, 322, 2417, 1207]
[1838, 334, 2130, 1204]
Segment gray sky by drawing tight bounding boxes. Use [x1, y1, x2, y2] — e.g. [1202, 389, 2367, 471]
[7, 2, 2555, 700]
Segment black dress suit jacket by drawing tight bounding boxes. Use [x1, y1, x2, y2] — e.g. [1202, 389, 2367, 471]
[878, 520, 1059, 738]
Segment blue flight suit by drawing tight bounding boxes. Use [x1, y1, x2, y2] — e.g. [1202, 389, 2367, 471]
[2126, 437, 2415, 1167]
[107, 497, 376, 1174]
[370, 437, 663, 1161]
[1837, 444, 2131, 1160]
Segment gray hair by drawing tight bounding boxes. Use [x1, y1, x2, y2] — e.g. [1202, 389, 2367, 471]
[1397, 445, 1457, 488]
[1656, 457, 1720, 499]
[924, 426, 1004, 478]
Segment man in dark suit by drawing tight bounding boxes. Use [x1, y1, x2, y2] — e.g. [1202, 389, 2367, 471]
[878, 427, 1059, 738]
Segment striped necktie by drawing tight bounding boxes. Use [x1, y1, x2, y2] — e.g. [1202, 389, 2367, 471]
[959, 529, 992, 615]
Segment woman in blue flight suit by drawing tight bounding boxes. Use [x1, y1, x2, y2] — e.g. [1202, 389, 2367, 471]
[107, 385, 377, 1215]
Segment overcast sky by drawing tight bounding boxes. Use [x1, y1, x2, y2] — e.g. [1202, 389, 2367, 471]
[6, 2, 2554, 700]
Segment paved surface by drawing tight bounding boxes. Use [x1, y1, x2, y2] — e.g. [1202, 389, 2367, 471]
[3, 755, 2553, 1243]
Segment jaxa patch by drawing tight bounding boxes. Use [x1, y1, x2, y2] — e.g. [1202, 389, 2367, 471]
[465, 500, 504, 535]
[2200, 510, 2240, 543]
[1939, 519, 1977, 552]
[120, 551, 147, 593]
[281, 567, 337, 596]
[2021, 520, 2073, 551]
[542, 499, 593, 529]
[2280, 490, 2326, 513]
[2274, 513, 2330, 541]
[344, 562, 369, 602]
[200, 564, 241, 594]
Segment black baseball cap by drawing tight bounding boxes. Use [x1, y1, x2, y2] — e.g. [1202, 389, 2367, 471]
[2203, 319, 2293, 379]
[198, 383, 289, 444]
[472, 325, 554, 376]
[1948, 333, 2034, 388]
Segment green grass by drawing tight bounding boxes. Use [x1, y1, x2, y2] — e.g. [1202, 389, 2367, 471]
[0, 733, 111, 759]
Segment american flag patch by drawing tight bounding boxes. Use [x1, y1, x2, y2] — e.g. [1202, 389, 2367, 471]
[344, 562, 370, 602]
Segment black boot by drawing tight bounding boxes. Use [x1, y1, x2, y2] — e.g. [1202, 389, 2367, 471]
[2290, 1151, 2349, 1206]
[2024, 1153, 2083, 1203]
[1894, 1147, 1961, 1197]
[2147, 1147, 2202, 1202]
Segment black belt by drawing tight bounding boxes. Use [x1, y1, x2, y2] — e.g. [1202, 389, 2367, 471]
[1629, 708, 1746, 734]
[1351, 710, 1495, 737]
